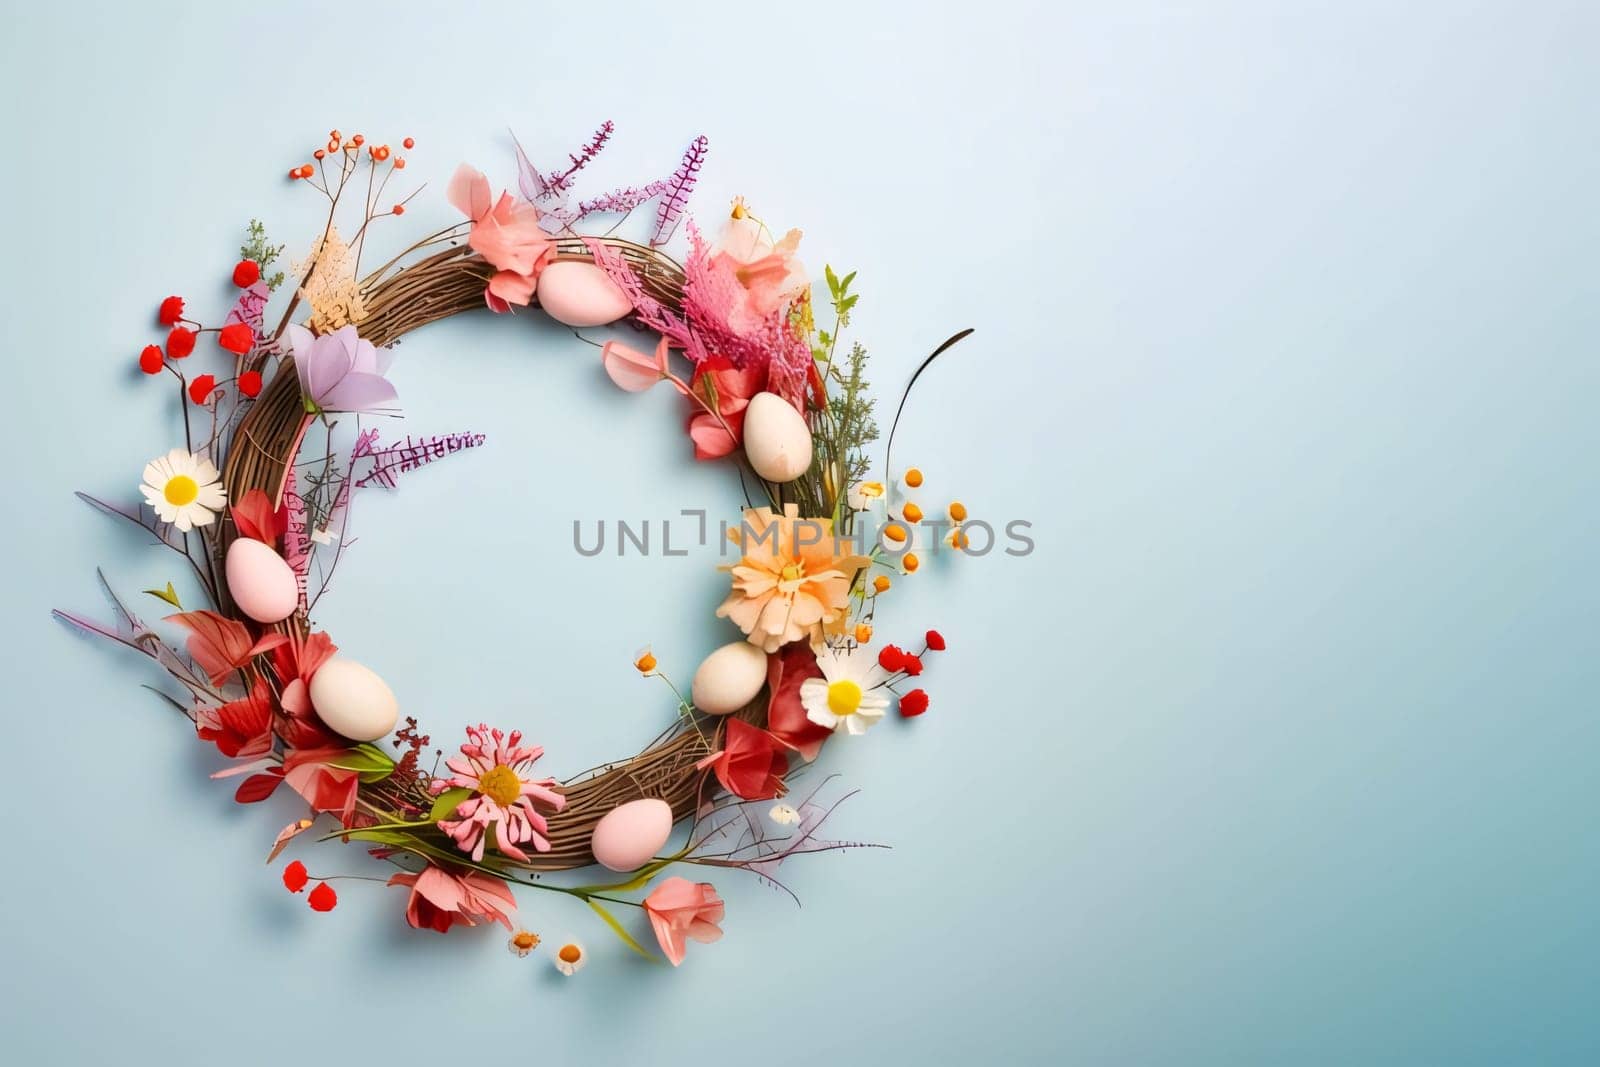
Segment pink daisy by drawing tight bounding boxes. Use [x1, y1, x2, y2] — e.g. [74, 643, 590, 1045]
[431, 724, 566, 862]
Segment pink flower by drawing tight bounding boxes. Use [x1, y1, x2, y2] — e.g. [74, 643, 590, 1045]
[601, 335, 687, 394]
[642, 877, 725, 966]
[431, 724, 566, 862]
[686, 358, 765, 460]
[448, 163, 554, 313]
[388, 865, 518, 934]
[713, 216, 809, 330]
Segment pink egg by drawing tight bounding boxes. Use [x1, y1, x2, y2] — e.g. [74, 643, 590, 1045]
[590, 798, 674, 872]
[536, 260, 632, 327]
[225, 537, 299, 624]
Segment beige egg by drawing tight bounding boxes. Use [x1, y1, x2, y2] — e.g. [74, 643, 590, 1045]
[535, 260, 632, 327]
[224, 537, 299, 624]
[742, 392, 813, 482]
[308, 658, 398, 742]
[590, 798, 674, 872]
[691, 640, 769, 715]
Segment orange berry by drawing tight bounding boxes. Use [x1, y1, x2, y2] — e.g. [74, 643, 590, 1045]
[873, 575, 891, 594]
[313, 149, 325, 160]
[402, 137, 415, 149]
[352, 134, 365, 146]
[376, 146, 391, 162]
[329, 129, 341, 141]
[392, 204, 405, 216]
[949, 500, 968, 522]
[300, 164, 314, 178]
[883, 523, 908, 544]
[902, 502, 924, 524]
[854, 623, 873, 644]
[904, 467, 924, 488]
[904, 553, 921, 573]
[288, 168, 300, 179]
[393, 157, 406, 169]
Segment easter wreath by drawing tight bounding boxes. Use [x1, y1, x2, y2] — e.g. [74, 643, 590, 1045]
[56, 124, 972, 972]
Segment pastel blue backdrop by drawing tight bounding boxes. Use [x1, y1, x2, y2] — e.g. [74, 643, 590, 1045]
[3, 2, 1596, 1063]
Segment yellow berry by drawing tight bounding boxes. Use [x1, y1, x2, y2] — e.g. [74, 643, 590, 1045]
[949, 500, 968, 522]
[904, 468, 924, 488]
[854, 623, 873, 644]
[873, 575, 891, 594]
[883, 523, 908, 544]
[902, 502, 923, 524]
[903, 553, 920, 573]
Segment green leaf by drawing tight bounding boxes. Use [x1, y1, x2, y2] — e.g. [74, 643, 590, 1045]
[429, 787, 473, 822]
[587, 899, 656, 960]
[840, 270, 857, 292]
[573, 859, 671, 896]
[824, 264, 841, 298]
[142, 582, 182, 609]
[321, 743, 395, 781]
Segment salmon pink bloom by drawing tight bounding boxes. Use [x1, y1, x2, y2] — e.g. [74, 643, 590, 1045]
[447, 163, 553, 313]
[642, 877, 725, 966]
[712, 215, 809, 331]
[686, 359, 765, 460]
[601, 335, 686, 394]
[431, 725, 566, 863]
[387, 865, 518, 934]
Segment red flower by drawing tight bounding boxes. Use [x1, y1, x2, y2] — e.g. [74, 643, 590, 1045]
[765, 643, 832, 761]
[238, 369, 263, 397]
[232, 259, 261, 287]
[187, 373, 217, 405]
[695, 718, 787, 800]
[902, 654, 924, 677]
[158, 296, 185, 326]
[388, 866, 517, 934]
[925, 629, 946, 651]
[308, 882, 338, 912]
[139, 344, 164, 375]
[899, 689, 930, 717]
[877, 644, 907, 672]
[166, 325, 196, 358]
[282, 860, 309, 893]
[218, 322, 253, 355]
[196, 677, 274, 758]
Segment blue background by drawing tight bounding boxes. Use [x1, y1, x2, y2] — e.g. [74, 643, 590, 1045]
[3, 1, 1597, 1063]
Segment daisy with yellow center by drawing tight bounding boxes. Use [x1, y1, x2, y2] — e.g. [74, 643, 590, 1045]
[800, 646, 889, 736]
[507, 929, 541, 958]
[139, 448, 226, 532]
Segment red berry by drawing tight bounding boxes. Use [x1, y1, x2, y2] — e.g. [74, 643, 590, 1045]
[308, 882, 338, 912]
[166, 326, 196, 358]
[158, 296, 185, 326]
[139, 344, 164, 375]
[282, 860, 308, 893]
[187, 373, 216, 405]
[232, 259, 260, 287]
[925, 629, 946, 651]
[402, 136, 415, 149]
[877, 645, 907, 672]
[899, 689, 930, 717]
[238, 369, 263, 398]
[902, 654, 924, 677]
[218, 322, 253, 355]
[391, 204, 405, 216]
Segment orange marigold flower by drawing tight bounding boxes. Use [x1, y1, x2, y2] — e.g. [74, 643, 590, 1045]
[716, 504, 870, 653]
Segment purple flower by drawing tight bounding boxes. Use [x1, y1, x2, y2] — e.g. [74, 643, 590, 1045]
[287, 324, 398, 414]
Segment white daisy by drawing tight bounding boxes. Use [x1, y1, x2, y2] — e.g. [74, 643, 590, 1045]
[552, 939, 586, 976]
[846, 479, 885, 511]
[769, 803, 801, 826]
[800, 646, 890, 735]
[139, 448, 226, 532]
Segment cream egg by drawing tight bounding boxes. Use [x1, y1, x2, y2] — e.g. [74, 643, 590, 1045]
[691, 641, 769, 715]
[308, 658, 399, 742]
[742, 392, 813, 482]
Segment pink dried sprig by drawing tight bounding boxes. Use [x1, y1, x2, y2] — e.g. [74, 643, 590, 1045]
[651, 134, 708, 247]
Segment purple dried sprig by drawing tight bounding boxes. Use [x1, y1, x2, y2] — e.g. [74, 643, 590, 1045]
[543, 119, 615, 198]
[353, 430, 487, 489]
[651, 134, 708, 248]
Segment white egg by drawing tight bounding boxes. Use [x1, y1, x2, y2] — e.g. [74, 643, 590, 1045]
[590, 798, 674, 872]
[535, 260, 632, 327]
[691, 640, 769, 715]
[308, 658, 398, 742]
[742, 392, 813, 482]
[224, 537, 299, 624]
